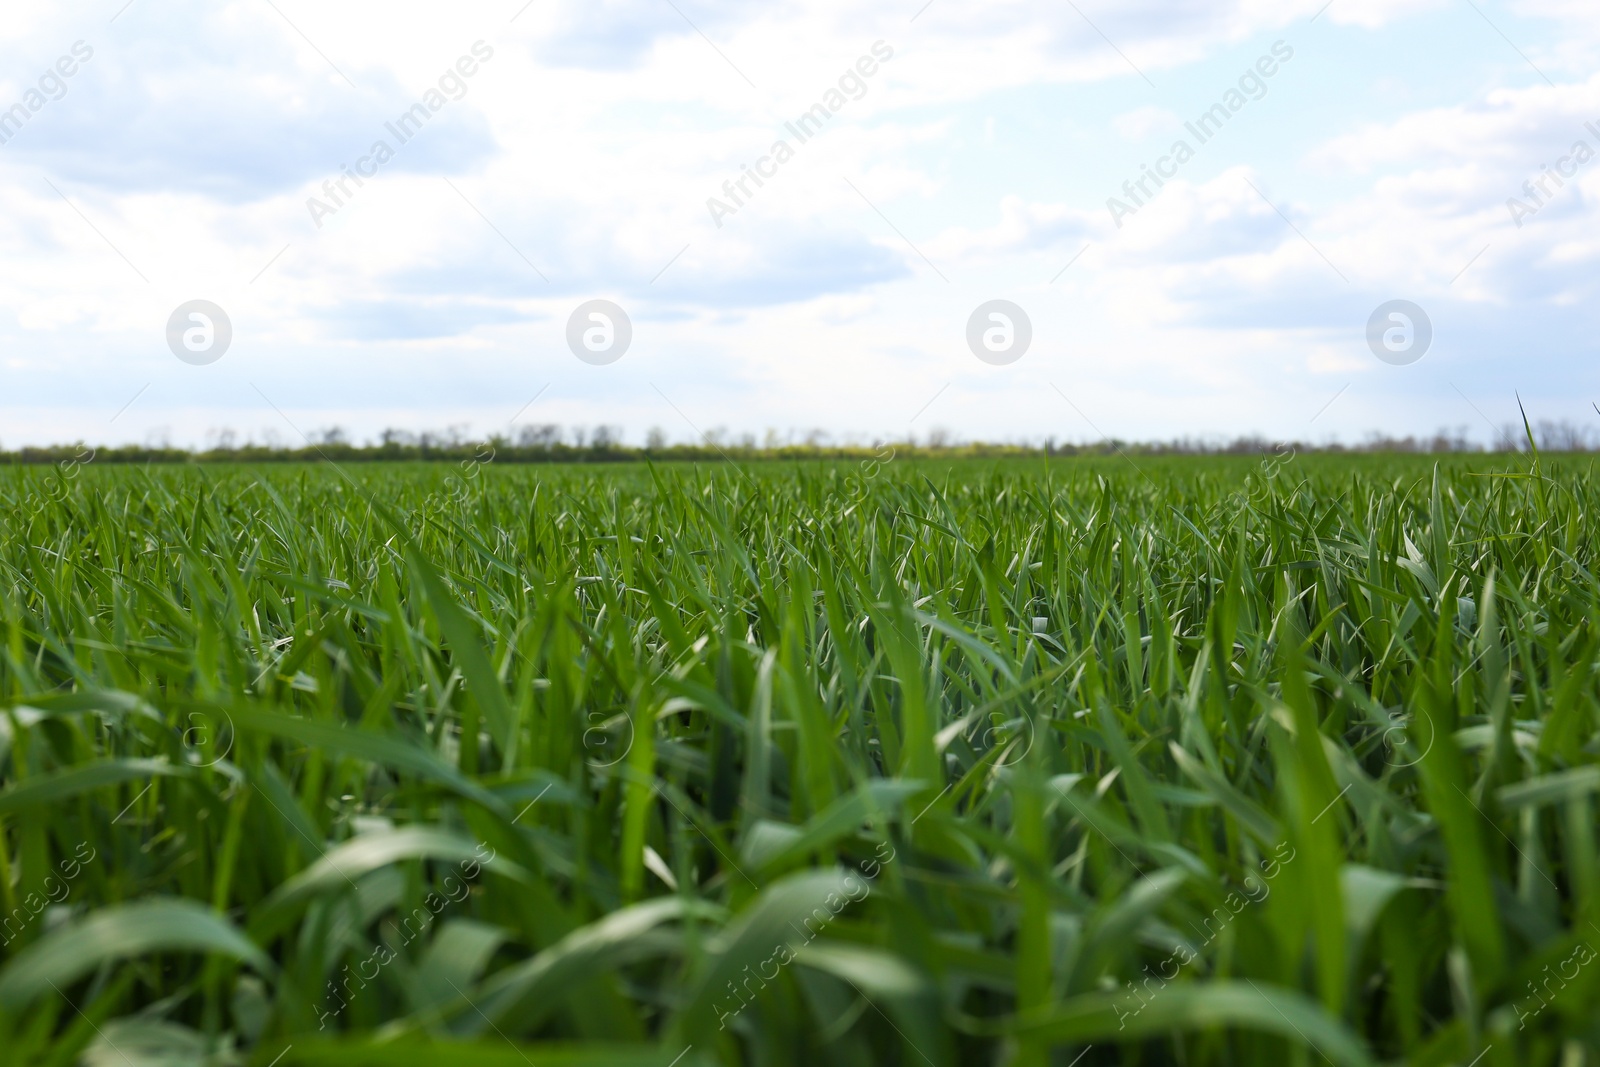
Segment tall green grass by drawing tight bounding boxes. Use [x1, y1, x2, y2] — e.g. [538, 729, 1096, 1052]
[0, 454, 1596, 1065]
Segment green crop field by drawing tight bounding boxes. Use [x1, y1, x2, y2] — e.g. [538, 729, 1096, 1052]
[1, 453, 1597, 1066]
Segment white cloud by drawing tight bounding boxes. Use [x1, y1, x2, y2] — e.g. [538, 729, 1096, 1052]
[1113, 105, 1184, 140]
[1320, 0, 1448, 30]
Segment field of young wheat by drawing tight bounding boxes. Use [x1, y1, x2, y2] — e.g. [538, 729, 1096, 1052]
[0, 453, 1595, 1066]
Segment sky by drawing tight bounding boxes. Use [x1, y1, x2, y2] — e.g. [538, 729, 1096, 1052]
[0, 0, 1596, 449]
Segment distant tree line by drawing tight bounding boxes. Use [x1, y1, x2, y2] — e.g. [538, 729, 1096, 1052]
[3, 419, 1597, 466]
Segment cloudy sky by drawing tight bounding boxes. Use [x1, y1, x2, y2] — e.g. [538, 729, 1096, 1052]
[0, 0, 1595, 448]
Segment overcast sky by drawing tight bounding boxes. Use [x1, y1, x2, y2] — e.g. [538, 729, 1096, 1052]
[1, 0, 1595, 448]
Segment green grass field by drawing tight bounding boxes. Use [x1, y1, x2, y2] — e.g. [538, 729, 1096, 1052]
[1, 453, 1597, 1066]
